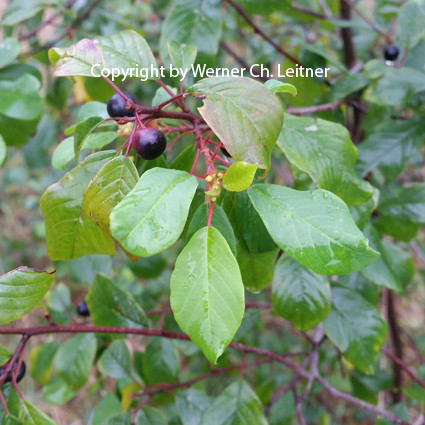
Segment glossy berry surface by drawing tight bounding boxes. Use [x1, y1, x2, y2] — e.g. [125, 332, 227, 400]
[0, 361, 26, 383]
[76, 301, 90, 317]
[132, 128, 167, 160]
[107, 92, 136, 117]
[384, 44, 399, 61]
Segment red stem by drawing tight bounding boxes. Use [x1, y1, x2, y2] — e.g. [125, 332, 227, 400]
[207, 201, 215, 227]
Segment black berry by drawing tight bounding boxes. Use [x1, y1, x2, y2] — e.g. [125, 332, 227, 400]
[107, 92, 136, 117]
[132, 128, 167, 160]
[76, 301, 90, 317]
[0, 361, 26, 383]
[384, 44, 399, 61]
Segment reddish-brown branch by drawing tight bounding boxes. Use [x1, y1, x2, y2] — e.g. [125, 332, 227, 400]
[287, 100, 345, 115]
[387, 290, 404, 403]
[224, 0, 302, 66]
[18, 0, 78, 41]
[382, 347, 425, 390]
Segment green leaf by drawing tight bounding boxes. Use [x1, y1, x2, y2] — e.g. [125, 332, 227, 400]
[398, 0, 425, 49]
[2, 0, 59, 26]
[55, 333, 97, 391]
[83, 156, 139, 235]
[98, 340, 131, 379]
[52, 30, 157, 78]
[237, 244, 278, 293]
[364, 67, 425, 106]
[187, 203, 236, 255]
[170, 226, 245, 364]
[233, 191, 276, 253]
[175, 389, 211, 425]
[323, 284, 388, 373]
[40, 151, 116, 260]
[87, 274, 148, 329]
[357, 118, 425, 180]
[20, 401, 59, 425]
[0, 74, 42, 120]
[237, 0, 289, 15]
[92, 394, 122, 425]
[169, 144, 197, 172]
[135, 407, 167, 425]
[223, 162, 257, 192]
[0, 134, 7, 168]
[0, 38, 21, 67]
[0, 344, 11, 365]
[278, 114, 374, 205]
[272, 256, 331, 331]
[0, 267, 55, 325]
[110, 167, 198, 257]
[248, 184, 380, 275]
[202, 380, 268, 424]
[51, 137, 74, 171]
[140, 339, 179, 384]
[188, 77, 284, 170]
[29, 341, 60, 385]
[160, 0, 222, 64]
[46, 283, 72, 325]
[325, 72, 369, 102]
[42, 377, 76, 406]
[264, 79, 297, 96]
[376, 183, 425, 241]
[168, 41, 197, 71]
[74, 116, 104, 158]
[361, 226, 415, 293]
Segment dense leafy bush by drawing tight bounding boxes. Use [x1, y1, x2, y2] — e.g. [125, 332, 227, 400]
[0, 0, 424, 424]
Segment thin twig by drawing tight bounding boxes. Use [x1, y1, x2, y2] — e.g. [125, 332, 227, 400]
[287, 100, 345, 115]
[225, 0, 302, 66]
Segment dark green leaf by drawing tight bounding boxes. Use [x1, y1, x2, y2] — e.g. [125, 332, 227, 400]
[202, 380, 268, 424]
[98, 340, 131, 379]
[187, 203, 236, 255]
[237, 244, 278, 293]
[87, 274, 148, 330]
[248, 184, 379, 275]
[278, 114, 374, 205]
[376, 183, 425, 241]
[55, 333, 97, 391]
[398, 0, 425, 49]
[357, 118, 425, 180]
[361, 226, 414, 292]
[272, 256, 331, 331]
[0, 74, 42, 120]
[140, 339, 179, 384]
[323, 284, 388, 373]
[160, 0, 222, 64]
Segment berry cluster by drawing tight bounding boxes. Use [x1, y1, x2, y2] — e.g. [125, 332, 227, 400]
[107, 92, 167, 160]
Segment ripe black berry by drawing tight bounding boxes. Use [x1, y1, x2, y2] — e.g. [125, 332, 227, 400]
[384, 44, 399, 61]
[0, 361, 26, 383]
[76, 301, 90, 317]
[132, 128, 167, 160]
[107, 92, 136, 117]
